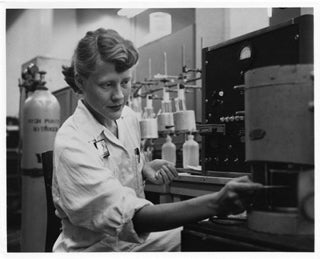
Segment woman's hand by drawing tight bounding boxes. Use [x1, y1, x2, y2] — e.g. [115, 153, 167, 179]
[143, 159, 178, 185]
[213, 176, 263, 216]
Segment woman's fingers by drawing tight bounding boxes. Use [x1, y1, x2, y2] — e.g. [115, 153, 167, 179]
[158, 169, 170, 183]
[165, 163, 178, 177]
[162, 165, 176, 181]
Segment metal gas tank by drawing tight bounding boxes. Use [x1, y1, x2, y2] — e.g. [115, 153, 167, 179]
[21, 88, 60, 169]
[244, 64, 314, 165]
[21, 88, 60, 252]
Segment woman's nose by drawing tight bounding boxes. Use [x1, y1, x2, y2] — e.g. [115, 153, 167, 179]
[111, 84, 124, 102]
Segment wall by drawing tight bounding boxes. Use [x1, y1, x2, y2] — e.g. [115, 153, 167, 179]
[75, 9, 133, 41]
[6, 9, 131, 118]
[6, 8, 274, 118]
[6, 9, 77, 117]
[7, 10, 49, 117]
[226, 8, 269, 39]
[270, 7, 314, 26]
[134, 8, 195, 47]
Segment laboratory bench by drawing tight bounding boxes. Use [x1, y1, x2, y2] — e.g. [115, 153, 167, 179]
[144, 171, 314, 252]
[181, 219, 314, 252]
[144, 172, 223, 203]
[144, 170, 249, 203]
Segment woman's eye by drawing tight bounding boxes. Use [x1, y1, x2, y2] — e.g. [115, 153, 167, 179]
[121, 81, 129, 87]
[99, 82, 112, 88]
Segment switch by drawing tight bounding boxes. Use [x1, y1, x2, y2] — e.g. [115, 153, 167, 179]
[213, 157, 219, 164]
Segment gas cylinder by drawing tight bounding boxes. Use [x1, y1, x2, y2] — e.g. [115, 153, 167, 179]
[20, 70, 60, 251]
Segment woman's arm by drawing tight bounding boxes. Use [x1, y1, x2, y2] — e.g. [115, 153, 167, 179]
[133, 176, 262, 233]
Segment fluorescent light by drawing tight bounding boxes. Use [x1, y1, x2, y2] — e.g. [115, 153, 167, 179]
[117, 8, 147, 18]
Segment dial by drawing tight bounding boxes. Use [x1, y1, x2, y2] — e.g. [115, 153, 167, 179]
[239, 45, 252, 60]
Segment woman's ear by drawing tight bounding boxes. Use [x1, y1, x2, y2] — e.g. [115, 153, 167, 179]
[75, 74, 84, 92]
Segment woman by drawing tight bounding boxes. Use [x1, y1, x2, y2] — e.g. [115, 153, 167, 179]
[52, 28, 262, 252]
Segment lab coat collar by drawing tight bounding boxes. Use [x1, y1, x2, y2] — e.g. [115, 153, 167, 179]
[73, 99, 128, 150]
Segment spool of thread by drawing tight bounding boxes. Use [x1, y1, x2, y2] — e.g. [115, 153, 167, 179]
[173, 110, 196, 132]
[140, 118, 158, 139]
[157, 113, 174, 132]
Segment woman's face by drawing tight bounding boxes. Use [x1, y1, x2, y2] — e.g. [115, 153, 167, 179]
[79, 61, 132, 125]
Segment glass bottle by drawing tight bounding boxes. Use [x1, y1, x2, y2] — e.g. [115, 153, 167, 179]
[161, 135, 176, 165]
[183, 134, 199, 168]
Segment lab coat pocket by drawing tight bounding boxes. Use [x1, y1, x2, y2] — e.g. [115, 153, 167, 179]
[101, 154, 120, 179]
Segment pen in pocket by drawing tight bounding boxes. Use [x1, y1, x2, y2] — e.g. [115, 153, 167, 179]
[134, 148, 140, 163]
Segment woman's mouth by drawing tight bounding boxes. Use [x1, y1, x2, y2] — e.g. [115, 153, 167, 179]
[108, 104, 122, 111]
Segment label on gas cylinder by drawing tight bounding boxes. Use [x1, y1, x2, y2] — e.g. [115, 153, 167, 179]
[22, 111, 60, 170]
[27, 118, 60, 133]
[22, 116, 60, 169]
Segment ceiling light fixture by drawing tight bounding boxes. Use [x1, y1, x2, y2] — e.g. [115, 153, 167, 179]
[117, 8, 147, 18]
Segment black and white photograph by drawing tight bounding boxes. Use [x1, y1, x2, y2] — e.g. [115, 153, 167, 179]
[2, 0, 319, 256]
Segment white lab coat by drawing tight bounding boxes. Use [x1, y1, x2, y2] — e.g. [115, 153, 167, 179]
[52, 99, 180, 252]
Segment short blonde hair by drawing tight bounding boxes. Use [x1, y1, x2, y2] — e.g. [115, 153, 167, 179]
[62, 28, 139, 93]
